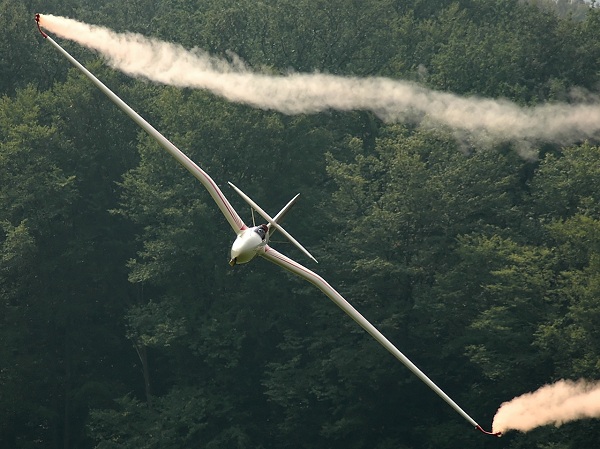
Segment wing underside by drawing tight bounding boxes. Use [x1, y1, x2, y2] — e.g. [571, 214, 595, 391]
[42, 33, 246, 234]
[260, 245, 480, 429]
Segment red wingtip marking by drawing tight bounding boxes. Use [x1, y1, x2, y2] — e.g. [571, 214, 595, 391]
[476, 425, 502, 437]
[35, 14, 48, 38]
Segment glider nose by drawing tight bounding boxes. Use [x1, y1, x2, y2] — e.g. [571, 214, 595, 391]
[229, 229, 263, 265]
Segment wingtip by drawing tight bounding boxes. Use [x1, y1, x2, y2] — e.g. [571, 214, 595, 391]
[35, 13, 48, 38]
[475, 425, 501, 437]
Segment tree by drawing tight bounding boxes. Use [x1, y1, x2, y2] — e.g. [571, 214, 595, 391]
[0, 71, 139, 448]
[0, 86, 77, 448]
[5, 1, 600, 448]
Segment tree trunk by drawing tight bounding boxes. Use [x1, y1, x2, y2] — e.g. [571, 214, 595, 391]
[134, 343, 152, 406]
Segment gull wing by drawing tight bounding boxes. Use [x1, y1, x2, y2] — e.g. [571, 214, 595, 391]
[260, 245, 481, 430]
[42, 33, 246, 234]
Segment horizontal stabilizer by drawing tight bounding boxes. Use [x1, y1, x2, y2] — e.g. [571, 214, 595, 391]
[270, 193, 300, 236]
[228, 182, 317, 264]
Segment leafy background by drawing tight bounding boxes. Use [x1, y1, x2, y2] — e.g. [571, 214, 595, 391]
[2, 0, 600, 448]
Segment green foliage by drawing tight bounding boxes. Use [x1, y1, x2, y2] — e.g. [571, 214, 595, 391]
[526, 0, 592, 20]
[536, 214, 600, 378]
[461, 235, 556, 388]
[125, 300, 187, 348]
[89, 387, 258, 449]
[0, 2, 44, 94]
[3, 1, 600, 449]
[529, 143, 600, 218]
[1, 64, 137, 449]
[414, 0, 595, 100]
[0, 87, 76, 229]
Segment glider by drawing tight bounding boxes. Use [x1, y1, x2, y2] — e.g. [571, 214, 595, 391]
[35, 14, 499, 437]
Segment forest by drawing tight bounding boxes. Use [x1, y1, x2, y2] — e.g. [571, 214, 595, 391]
[2, 0, 600, 448]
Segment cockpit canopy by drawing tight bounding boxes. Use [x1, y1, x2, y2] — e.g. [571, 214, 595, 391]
[254, 224, 268, 240]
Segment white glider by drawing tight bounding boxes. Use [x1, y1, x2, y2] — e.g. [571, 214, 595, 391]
[36, 15, 499, 437]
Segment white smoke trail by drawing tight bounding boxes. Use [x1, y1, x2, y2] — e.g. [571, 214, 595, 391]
[492, 379, 600, 434]
[38, 14, 600, 153]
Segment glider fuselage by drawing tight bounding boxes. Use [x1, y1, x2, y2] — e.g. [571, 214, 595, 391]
[229, 226, 267, 265]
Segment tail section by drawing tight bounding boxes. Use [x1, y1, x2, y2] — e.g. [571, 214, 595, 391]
[269, 193, 300, 236]
[228, 182, 317, 264]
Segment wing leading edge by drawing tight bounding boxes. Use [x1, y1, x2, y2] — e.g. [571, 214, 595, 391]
[40, 33, 246, 234]
[260, 245, 481, 430]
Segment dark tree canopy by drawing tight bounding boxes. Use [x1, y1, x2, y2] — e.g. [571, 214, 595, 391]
[2, 1, 600, 449]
